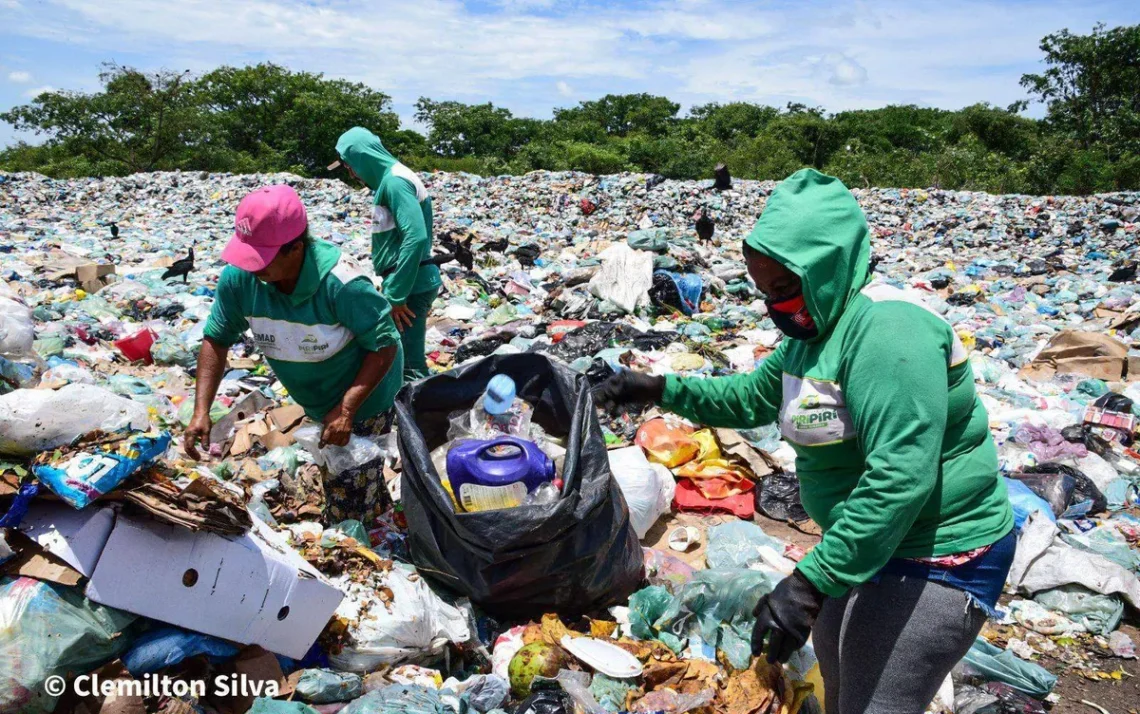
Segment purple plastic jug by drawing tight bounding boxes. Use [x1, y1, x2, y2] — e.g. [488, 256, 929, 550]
[446, 437, 555, 512]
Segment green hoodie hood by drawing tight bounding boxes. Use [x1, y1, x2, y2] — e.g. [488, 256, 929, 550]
[745, 168, 871, 339]
[336, 127, 397, 191]
[282, 239, 341, 306]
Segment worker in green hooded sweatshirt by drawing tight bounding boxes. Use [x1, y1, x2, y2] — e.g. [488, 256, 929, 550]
[599, 169, 1014, 714]
[333, 127, 442, 381]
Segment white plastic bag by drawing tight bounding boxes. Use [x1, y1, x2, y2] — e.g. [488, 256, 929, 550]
[0, 296, 34, 359]
[0, 384, 151, 457]
[293, 425, 386, 476]
[1009, 511, 1140, 609]
[327, 565, 471, 672]
[588, 244, 653, 314]
[608, 446, 675, 539]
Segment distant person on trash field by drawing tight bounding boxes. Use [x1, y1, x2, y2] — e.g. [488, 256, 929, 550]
[184, 184, 403, 458]
[332, 126, 441, 382]
[598, 168, 1015, 714]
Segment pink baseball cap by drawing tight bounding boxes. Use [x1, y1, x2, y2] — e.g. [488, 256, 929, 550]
[221, 185, 308, 272]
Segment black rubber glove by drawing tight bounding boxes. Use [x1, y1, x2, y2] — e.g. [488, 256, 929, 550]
[751, 569, 826, 664]
[594, 371, 665, 410]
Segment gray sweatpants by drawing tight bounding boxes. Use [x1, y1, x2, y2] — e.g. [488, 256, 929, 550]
[813, 574, 986, 714]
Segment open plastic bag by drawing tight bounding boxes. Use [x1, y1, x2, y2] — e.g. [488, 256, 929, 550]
[635, 418, 699, 468]
[396, 354, 642, 618]
[705, 521, 794, 574]
[340, 685, 449, 714]
[328, 565, 471, 672]
[294, 425, 392, 525]
[0, 576, 140, 714]
[0, 384, 151, 457]
[1005, 478, 1056, 529]
[607, 446, 675, 539]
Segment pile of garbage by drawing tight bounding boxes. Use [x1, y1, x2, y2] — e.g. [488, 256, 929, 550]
[1, 167, 1139, 713]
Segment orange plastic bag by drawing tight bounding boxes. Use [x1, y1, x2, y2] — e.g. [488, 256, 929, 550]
[675, 458, 754, 499]
[635, 418, 699, 468]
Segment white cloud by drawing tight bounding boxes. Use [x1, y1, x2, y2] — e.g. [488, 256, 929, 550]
[23, 84, 53, 97]
[7, 70, 32, 83]
[0, 0, 1132, 123]
[829, 57, 867, 87]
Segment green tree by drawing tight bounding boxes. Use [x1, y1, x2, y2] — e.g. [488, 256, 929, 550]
[413, 99, 534, 157]
[1021, 23, 1140, 156]
[689, 102, 779, 142]
[1, 63, 200, 173]
[197, 63, 398, 175]
[553, 93, 680, 137]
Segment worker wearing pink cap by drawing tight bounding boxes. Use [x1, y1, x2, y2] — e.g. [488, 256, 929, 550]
[185, 185, 404, 465]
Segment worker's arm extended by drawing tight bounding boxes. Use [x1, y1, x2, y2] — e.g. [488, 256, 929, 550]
[660, 340, 787, 429]
[184, 337, 228, 459]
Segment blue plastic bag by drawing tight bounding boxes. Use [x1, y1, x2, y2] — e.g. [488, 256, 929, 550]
[122, 625, 240, 675]
[34, 431, 171, 509]
[651, 270, 703, 316]
[1005, 477, 1056, 530]
[961, 637, 1057, 698]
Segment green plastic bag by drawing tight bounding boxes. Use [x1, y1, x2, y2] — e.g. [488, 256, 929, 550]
[1034, 585, 1125, 635]
[248, 699, 321, 714]
[295, 668, 363, 704]
[961, 637, 1057, 698]
[628, 586, 673, 642]
[627, 229, 669, 253]
[0, 576, 140, 714]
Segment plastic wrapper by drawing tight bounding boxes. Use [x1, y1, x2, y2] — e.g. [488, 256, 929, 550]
[630, 688, 716, 713]
[554, 671, 605, 714]
[296, 669, 364, 704]
[33, 430, 171, 509]
[607, 446, 675, 539]
[1010, 472, 1074, 516]
[1004, 478, 1056, 529]
[396, 354, 643, 619]
[635, 418, 700, 468]
[0, 576, 140, 714]
[0, 383, 151, 457]
[643, 549, 696, 592]
[294, 425, 392, 525]
[460, 674, 510, 713]
[705, 521, 795, 574]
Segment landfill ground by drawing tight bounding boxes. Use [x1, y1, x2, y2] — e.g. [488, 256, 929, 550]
[2, 168, 1140, 714]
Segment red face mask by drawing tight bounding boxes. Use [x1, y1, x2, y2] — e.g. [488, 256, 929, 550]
[767, 291, 818, 339]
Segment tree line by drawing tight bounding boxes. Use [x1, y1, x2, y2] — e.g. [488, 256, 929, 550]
[2, 23, 1138, 195]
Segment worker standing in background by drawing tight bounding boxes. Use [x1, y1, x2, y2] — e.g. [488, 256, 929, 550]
[332, 127, 441, 381]
[598, 169, 1015, 714]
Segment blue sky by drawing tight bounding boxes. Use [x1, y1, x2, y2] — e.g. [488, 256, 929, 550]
[1, 0, 1138, 147]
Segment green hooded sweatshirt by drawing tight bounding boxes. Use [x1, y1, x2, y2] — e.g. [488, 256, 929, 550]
[661, 169, 1012, 598]
[335, 127, 441, 305]
[204, 239, 404, 423]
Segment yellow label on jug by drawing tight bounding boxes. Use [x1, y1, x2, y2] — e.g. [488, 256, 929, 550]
[459, 481, 527, 512]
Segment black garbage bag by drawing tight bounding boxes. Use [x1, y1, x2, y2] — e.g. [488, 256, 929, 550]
[583, 357, 615, 387]
[456, 333, 515, 363]
[538, 322, 638, 362]
[1094, 391, 1134, 413]
[1011, 471, 1075, 516]
[1031, 462, 1108, 514]
[1060, 423, 1110, 456]
[395, 353, 644, 619]
[512, 687, 573, 714]
[756, 472, 809, 523]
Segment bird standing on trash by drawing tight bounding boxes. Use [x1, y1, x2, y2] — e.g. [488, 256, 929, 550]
[333, 127, 442, 382]
[109, 222, 119, 239]
[713, 163, 732, 191]
[695, 208, 715, 243]
[161, 247, 195, 284]
[597, 168, 1015, 714]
